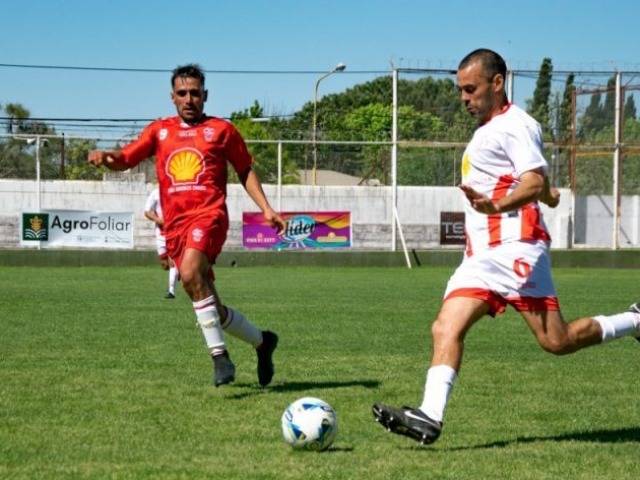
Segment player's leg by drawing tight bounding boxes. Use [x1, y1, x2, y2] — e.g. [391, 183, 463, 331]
[157, 234, 169, 271]
[521, 306, 640, 354]
[373, 296, 488, 444]
[220, 304, 279, 387]
[513, 243, 640, 352]
[180, 247, 235, 387]
[165, 257, 178, 299]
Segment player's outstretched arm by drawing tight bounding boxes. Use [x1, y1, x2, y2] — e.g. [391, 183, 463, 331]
[88, 150, 129, 171]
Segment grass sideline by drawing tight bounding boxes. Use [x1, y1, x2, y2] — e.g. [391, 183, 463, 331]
[1, 265, 638, 479]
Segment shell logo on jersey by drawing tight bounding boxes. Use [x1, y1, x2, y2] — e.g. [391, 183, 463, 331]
[166, 148, 205, 183]
[461, 151, 471, 180]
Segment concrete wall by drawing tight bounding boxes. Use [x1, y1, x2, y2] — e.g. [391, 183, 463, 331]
[1, 178, 635, 250]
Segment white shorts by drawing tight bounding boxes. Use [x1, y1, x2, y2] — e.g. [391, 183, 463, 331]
[444, 240, 559, 316]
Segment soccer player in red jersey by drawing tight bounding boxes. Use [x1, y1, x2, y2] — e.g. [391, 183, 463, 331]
[89, 64, 285, 387]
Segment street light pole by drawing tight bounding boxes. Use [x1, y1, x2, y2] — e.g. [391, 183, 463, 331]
[312, 62, 346, 185]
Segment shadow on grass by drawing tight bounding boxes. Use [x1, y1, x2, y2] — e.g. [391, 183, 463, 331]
[225, 379, 380, 400]
[438, 427, 640, 451]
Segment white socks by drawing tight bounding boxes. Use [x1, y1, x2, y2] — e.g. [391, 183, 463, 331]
[168, 267, 179, 295]
[420, 365, 457, 423]
[222, 307, 263, 348]
[193, 296, 225, 355]
[192, 299, 264, 355]
[594, 311, 640, 343]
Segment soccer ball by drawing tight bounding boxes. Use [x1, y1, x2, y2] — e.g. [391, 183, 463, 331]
[281, 397, 338, 452]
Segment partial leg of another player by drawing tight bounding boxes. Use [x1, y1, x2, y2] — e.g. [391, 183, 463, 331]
[165, 258, 179, 299]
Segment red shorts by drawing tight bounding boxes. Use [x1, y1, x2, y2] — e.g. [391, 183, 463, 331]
[166, 219, 227, 274]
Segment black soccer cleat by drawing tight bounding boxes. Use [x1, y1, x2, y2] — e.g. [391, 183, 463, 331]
[256, 331, 278, 387]
[164, 292, 175, 299]
[629, 301, 640, 342]
[372, 403, 442, 445]
[212, 351, 236, 387]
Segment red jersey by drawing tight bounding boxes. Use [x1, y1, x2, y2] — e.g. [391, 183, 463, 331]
[120, 115, 253, 242]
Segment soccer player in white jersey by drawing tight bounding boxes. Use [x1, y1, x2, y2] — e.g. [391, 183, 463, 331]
[144, 186, 179, 299]
[373, 48, 640, 445]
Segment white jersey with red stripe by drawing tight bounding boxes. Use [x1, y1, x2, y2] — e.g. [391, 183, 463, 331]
[460, 104, 551, 254]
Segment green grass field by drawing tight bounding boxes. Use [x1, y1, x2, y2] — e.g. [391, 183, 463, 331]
[1, 264, 638, 479]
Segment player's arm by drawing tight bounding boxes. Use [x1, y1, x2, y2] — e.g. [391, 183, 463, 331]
[87, 150, 130, 171]
[459, 167, 546, 215]
[144, 210, 164, 226]
[539, 175, 561, 208]
[89, 123, 157, 171]
[238, 167, 286, 235]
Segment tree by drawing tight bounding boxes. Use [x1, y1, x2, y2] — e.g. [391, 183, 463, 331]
[624, 94, 636, 120]
[527, 58, 553, 138]
[63, 138, 102, 180]
[558, 73, 575, 145]
[3, 103, 30, 134]
[0, 102, 60, 179]
[230, 101, 299, 184]
[602, 76, 617, 124]
[580, 92, 603, 137]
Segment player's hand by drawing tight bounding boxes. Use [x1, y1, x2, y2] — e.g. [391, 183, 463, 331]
[88, 150, 116, 168]
[264, 209, 286, 235]
[540, 187, 561, 208]
[459, 184, 500, 214]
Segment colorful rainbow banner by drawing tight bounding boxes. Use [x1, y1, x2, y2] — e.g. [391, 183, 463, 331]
[243, 211, 351, 249]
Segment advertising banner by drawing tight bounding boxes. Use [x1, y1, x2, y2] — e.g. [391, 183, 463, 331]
[20, 210, 133, 249]
[243, 211, 351, 249]
[439, 211, 466, 245]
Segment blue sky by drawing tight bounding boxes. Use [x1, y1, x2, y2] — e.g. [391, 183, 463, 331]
[1, 0, 639, 137]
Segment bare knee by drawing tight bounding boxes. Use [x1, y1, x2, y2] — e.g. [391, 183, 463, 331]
[180, 270, 197, 292]
[180, 270, 210, 301]
[431, 315, 463, 344]
[431, 316, 447, 341]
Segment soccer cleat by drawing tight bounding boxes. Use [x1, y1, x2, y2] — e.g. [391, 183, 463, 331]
[164, 292, 175, 299]
[372, 403, 442, 445]
[256, 331, 278, 387]
[629, 301, 640, 342]
[212, 351, 236, 387]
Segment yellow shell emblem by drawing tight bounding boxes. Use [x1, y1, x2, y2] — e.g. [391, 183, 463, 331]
[167, 149, 204, 182]
[461, 151, 470, 181]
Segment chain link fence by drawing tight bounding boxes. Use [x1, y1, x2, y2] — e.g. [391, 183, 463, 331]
[2, 67, 640, 249]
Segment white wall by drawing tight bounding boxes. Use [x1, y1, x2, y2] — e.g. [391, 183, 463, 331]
[2, 178, 632, 250]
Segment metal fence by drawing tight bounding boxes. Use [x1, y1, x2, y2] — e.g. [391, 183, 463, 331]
[2, 66, 640, 249]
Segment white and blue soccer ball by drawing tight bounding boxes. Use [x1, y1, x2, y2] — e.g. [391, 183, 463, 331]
[281, 397, 338, 452]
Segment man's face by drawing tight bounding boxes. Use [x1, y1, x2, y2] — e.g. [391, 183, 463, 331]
[171, 76, 206, 123]
[456, 61, 503, 125]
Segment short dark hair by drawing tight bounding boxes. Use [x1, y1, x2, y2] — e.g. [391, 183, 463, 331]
[171, 64, 206, 88]
[458, 49, 507, 81]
